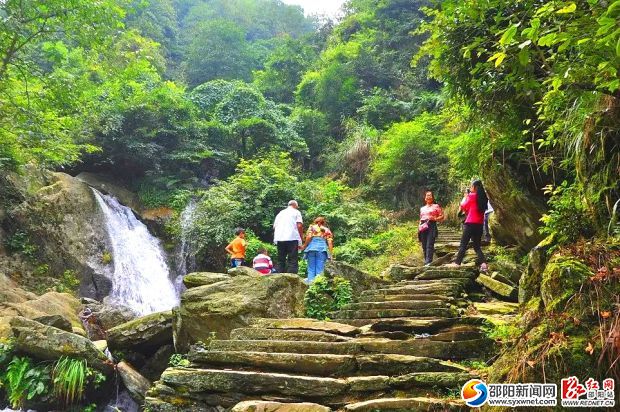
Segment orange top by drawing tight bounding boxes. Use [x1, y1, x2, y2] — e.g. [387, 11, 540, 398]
[227, 236, 247, 259]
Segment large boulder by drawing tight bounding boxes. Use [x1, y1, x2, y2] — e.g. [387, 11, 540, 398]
[0, 274, 84, 338]
[174, 274, 306, 352]
[183, 272, 231, 288]
[483, 164, 546, 251]
[107, 310, 173, 353]
[10, 172, 112, 299]
[10, 316, 113, 374]
[324, 261, 389, 295]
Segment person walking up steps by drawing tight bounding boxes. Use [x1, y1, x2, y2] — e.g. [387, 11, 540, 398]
[447, 180, 488, 272]
[273, 200, 304, 273]
[301, 217, 334, 283]
[418, 190, 444, 265]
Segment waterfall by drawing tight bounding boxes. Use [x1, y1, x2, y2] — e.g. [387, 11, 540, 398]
[93, 190, 178, 316]
[173, 198, 198, 293]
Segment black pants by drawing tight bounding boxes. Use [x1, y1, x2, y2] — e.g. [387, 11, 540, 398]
[276, 240, 299, 274]
[455, 223, 486, 265]
[418, 221, 438, 264]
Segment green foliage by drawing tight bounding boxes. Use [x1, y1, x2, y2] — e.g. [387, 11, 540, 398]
[540, 181, 595, 246]
[168, 353, 190, 367]
[418, 0, 620, 232]
[52, 357, 87, 406]
[371, 113, 455, 207]
[101, 252, 113, 265]
[55, 270, 80, 293]
[0, 339, 15, 367]
[0, 0, 127, 171]
[1, 357, 51, 409]
[5, 231, 38, 259]
[304, 275, 353, 320]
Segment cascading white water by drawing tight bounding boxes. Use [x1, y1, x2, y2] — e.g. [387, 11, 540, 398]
[174, 199, 198, 293]
[93, 190, 178, 316]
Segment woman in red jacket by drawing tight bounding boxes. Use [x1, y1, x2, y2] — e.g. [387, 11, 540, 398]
[448, 180, 488, 272]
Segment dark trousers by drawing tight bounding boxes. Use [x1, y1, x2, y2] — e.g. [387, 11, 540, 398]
[455, 223, 486, 265]
[418, 221, 438, 264]
[276, 240, 299, 274]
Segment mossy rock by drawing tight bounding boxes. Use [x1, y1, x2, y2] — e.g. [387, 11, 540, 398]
[540, 256, 592, 313]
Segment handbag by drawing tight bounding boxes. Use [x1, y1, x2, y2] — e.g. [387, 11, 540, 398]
[418, 220, 429, 233]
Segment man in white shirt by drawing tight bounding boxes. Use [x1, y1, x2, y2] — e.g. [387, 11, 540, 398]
[273, 200, 304, 273]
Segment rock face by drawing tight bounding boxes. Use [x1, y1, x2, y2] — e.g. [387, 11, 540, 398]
[107, 310, 173, 353]
[324, 261, 389, 295]
[483, 164, 546, 251]
[174, 274, 306, 352]
[10, 316, 113, 374]
[10, 172, 112, 299]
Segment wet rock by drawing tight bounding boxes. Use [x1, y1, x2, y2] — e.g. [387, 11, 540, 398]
[10, 316, 113, 373]
[107, 310, 173, 353]
[117, 361, 152, 403]
[174, 274, 306, 352]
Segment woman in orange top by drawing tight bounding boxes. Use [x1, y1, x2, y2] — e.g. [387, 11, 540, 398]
[225, 228, 247, 268]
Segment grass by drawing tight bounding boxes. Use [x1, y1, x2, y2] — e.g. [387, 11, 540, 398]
[52, 357, 87, 406]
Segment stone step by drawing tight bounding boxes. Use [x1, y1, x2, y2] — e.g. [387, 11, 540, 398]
[343, 397, 466, 411]
[415, 271, 477, 281]
[232, 401, 331, 412]
[230, 328, 351, 342]
[188, 349, 466, 377]
[157, 368, 472, 405]
[249, 318, 360, 336]
[341, 300, 449, 311]
[362, 285, 464, 297]
[357, 293, 453, 303]
[366, 317, 485, 334]
[207, 338, 492, 360]
[331, 307, 459, 319]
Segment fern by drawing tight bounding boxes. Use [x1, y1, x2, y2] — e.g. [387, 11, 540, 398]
[2, 356, 50, 409]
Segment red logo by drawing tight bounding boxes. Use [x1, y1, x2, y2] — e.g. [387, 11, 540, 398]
[561, 377, 587, 400]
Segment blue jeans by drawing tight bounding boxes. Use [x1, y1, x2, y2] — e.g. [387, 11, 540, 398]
[306, 251, 328, 282]
[230, 258, 245, 268]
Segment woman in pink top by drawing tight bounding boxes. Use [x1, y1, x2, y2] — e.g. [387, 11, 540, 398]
[419, 191, 444, 265]
[449, 180, 488, 271]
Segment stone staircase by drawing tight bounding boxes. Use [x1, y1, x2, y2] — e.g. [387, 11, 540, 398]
[145, 265, 495, 411]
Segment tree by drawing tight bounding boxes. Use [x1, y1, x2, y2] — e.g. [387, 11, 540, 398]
[185, 19, 257, 86]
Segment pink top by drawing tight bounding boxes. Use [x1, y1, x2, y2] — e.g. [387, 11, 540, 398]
[461, 192, 484, 224]
[420, 203, 443, 222]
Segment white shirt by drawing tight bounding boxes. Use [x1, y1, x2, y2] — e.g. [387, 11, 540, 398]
[273, 206, 303, 244]
[485, 201, 494, 215]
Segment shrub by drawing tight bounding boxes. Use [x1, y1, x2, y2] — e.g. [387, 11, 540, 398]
[304, 275, 353, 320]
[540, 181, 595, 247]
[168, 354, 190, 367]
[1, 356, 51, 409]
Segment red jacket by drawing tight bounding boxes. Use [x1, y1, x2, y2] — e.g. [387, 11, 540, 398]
[461, 192, 484, 224]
